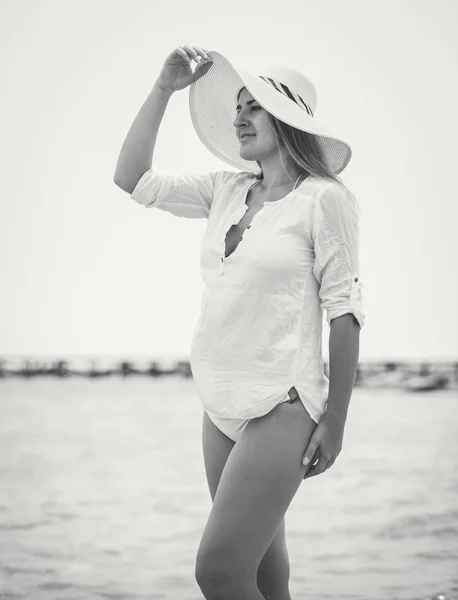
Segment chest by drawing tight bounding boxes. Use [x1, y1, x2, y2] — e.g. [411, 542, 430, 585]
[224, 204, 263, 259]
[224, 184, 293, 260]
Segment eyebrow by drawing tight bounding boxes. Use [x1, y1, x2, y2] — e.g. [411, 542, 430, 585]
[236, 99, 257, 111]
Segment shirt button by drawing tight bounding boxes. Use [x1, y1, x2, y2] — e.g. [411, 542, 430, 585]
[354, 277, 358, 282]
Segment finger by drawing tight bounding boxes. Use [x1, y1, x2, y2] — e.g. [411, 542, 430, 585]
[194, 60, 213, 81]
[181, 45, 200, 62]
[303, 443, 321, 467]
[303, 457, 328, 479]
[193, 46, 211, 61]
[322, 460, 333, 473]
[303, 465, 324, 479]
[303, 465, 318, 479]
[304, 457, 336, 479]
[175, 47, 190, 63]
[302, 445, 319, 468]
[302, 453, 319, 478]
[326, 458, 336, 470]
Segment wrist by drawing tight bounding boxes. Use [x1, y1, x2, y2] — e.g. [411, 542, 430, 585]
[153, 81, 175, 96]
[323, 405, 347, 425]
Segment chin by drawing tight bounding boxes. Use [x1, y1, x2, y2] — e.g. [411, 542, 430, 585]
[239, 149, 257, 159]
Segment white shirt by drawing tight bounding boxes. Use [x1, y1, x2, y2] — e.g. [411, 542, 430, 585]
[130, 167, 365, 424]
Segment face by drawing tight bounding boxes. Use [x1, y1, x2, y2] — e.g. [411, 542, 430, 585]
[234, 87, 280, 162]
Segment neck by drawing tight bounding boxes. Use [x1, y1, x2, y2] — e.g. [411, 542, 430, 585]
[257, 158, 306, 191]
[259, 170, 306, 192]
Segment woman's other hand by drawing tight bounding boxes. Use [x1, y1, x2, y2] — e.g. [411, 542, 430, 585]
[301, 412, 346, 479]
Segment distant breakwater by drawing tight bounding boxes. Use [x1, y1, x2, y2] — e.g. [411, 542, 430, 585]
[0, 357, 457, 392]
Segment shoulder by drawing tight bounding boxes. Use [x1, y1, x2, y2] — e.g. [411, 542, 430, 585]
[308, 177, 359, 216]
[301, 175, 344, 198]
[298, 176, 361, 229]
[214, 169, 258, 189]
[296, 174, 340, 198]
[296, 175, 343, 210]
[210, 170, 258, 201]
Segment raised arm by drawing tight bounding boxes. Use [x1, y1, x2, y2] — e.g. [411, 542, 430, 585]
[113, 84, 174, 193]
[113, 45, 213, 194]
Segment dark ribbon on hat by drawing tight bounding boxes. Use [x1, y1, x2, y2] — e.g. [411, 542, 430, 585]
[258, 76, 314, 117]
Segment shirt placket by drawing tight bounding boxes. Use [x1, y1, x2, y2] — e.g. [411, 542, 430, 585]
[219, 204, 250, 275]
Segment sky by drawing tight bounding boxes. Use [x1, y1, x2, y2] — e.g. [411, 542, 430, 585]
[1, 0, 457, 362]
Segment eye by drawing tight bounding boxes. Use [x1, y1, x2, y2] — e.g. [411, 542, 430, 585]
[236, 105, 261, 115]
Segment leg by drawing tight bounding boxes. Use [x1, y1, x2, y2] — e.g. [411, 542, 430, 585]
[196, 401, 317, 599]
[256, 518, 291, 600]
[201, 411, 291, 599]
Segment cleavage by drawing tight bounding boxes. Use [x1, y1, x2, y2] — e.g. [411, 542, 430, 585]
[224, 184, 264, 259]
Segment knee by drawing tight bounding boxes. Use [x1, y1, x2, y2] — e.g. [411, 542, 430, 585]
[257, 561, 291, 599]
[195, 552, 250, 599]
[195, 556, 228, 596]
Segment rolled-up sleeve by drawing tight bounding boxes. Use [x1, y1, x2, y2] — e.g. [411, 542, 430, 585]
[311, 182, 366, 329]
[130, 167, 235, 219]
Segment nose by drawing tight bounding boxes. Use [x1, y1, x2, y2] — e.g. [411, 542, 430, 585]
[233, 109, 250, 131]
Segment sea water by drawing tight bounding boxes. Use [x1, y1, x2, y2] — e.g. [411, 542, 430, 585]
[0, 377, 457, 600]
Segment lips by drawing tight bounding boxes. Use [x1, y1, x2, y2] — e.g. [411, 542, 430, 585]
[240, 134, 256, 142]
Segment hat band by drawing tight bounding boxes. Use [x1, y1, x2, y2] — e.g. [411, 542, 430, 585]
[258, 76, 314, 117]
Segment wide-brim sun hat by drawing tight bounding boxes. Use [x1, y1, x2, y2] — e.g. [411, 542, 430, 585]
[189, 50, 352, 176]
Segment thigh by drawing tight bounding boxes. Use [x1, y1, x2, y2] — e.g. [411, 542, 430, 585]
[201, 410, 235, 501]
[202, 410, 288, 567]
[197, 399, 317, 576]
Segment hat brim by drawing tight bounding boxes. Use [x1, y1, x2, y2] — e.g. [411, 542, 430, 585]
[189, 51, 352, 175]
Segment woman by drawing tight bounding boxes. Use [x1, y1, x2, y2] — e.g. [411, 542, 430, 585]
[114, 45, 365, 600]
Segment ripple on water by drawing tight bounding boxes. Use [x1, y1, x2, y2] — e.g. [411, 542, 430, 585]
[0, 521, 45, 531]
[1, 564, 57, 576]
[415, 549, 458, 561]
[37, 581, 75, 591]
[376, 513, 458, 540]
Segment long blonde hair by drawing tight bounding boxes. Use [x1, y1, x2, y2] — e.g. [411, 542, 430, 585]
[259, 112, 361, 216]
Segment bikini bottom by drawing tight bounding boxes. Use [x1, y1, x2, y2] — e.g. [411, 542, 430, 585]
[206, 386, 302, 443]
